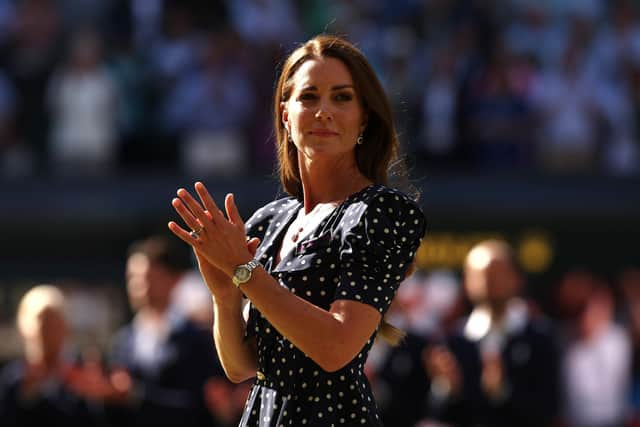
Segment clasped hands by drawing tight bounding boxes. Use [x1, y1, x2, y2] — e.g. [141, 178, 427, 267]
[168, 182, 260, 292]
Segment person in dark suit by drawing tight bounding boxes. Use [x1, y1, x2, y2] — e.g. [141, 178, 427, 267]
[104, 235, 227, 427]
[0, 285, 103, 426]
[424, 239, 560, 427]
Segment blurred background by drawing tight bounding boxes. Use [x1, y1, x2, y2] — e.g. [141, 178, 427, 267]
[0, 0, 639, 426]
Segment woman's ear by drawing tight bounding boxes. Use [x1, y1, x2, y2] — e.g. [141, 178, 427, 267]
[281, 101, 289, 129]
[360, 112, 368, 134]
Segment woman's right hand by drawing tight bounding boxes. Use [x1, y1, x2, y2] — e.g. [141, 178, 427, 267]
[195, 236, 260, 302]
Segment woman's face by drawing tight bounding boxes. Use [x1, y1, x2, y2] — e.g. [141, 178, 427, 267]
[282, 56, 366, 162]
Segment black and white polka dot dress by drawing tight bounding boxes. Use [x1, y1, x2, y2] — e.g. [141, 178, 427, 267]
[239, 184, 426, 426]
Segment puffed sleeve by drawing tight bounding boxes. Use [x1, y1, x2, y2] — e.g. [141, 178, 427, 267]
[334, 190, 426, 315]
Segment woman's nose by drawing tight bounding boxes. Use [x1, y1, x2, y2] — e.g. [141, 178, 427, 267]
[314, 103, 333, 121]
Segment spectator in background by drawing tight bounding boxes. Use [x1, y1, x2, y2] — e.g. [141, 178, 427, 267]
[169, 267, 214, 329]
[424, 239, 559, 427]
[0, 285, 102, 426]
[462, 39, 535, 170]
[47, 28, 118, 175]
[419, 43, 460, 168]
[617, 267, 640, 427]
[143, 2, 202, 170]
[366, 297, 432, 427]
[366, 269, 463, 427]
[0, 70, 35, 177]
[129, 0, 163, 51]
[554, 270, 632, 427]
[57, 0, 111, 30]
[226, 0, 301, 48]
[104, 234, 228, 427]
[0, 0, 15, 47]
[1, 0, 63, 172]
[610, 58, 640, 176]
[161, 31, 253, 177]
[528, 16, 609, 174]
[147, 2, 199, 87]
[504, 3, 565, 70]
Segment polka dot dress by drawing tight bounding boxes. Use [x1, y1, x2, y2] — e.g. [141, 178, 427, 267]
[240, 184, 426, 426]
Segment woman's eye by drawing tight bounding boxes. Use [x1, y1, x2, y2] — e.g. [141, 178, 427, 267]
[334, 92, 353, 102]
[299, 93, 317, 101]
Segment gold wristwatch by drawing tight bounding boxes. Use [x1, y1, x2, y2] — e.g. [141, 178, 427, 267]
[232, 259, 261, 287]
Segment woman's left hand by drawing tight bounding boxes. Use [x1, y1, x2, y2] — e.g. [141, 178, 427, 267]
[168, 182, 252, 277]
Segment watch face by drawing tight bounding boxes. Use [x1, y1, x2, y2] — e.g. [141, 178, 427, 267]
[235, 266, 251, 282]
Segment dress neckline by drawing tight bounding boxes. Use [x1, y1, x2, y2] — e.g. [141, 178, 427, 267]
[273, 183, 379, 267]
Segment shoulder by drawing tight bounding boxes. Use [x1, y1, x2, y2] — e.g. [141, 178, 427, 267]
[341, 184, 426, 238]
[354, 184, 422, 207]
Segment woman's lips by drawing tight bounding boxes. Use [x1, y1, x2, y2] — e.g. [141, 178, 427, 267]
[309, 129, 339, 136]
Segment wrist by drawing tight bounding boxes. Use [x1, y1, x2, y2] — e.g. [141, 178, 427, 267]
[230, 259, 261, 287]
[212, 290, 243, 310]
[226, 255, 255, 279]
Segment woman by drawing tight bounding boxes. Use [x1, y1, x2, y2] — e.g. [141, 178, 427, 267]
[169, 34, 426, 426]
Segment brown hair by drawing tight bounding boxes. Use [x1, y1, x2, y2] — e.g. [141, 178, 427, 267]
[128, 235, 193, 273]
[273, 34, 400, 199]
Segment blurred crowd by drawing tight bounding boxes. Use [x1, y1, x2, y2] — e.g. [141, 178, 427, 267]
[1, 0, 640, 426]
[367, 243, 640, 427]
[1, 236, 639, 427]
[1, 0, 640, 178]
[0, 235, 252, 427]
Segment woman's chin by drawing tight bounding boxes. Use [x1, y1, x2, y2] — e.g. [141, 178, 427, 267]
[299, 143, 353, 160]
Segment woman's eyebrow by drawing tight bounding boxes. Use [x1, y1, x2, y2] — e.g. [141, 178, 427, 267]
[300, 84, 355, 91]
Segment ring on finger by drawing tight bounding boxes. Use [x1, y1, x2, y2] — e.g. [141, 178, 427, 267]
[189, 226, 204, 240]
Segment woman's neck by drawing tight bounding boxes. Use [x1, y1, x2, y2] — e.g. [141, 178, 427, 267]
[298, 153, 372, 213]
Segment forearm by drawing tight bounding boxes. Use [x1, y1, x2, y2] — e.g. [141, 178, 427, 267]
[240, 268, 371, 372]
[212, 292, 257, 383]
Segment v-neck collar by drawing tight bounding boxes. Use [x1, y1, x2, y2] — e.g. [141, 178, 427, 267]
[256, 200, 302, 272]
[262, 183, 379, 272]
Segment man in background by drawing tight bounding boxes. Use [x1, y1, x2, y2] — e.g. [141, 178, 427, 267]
[425, 239, 560, 427]
[106, 234, 226, 427]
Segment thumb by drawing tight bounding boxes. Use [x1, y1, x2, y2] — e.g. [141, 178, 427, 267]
[247, 237, 261, 256]
[225, 193, 244, 229]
